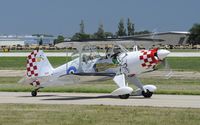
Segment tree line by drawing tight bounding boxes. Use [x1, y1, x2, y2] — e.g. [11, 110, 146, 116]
[71, 18, 138, 41]
[188, 23, 200, 45]
[54, 19, 200, 45]
[54, 18, 150, 44]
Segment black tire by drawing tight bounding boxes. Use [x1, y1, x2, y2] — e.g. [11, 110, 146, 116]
[142, 89, 153, 98]
[31, 91, 37, 97]
[119, 94, 130, 99]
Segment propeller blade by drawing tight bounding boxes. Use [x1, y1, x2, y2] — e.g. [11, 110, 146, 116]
[163, 58, 173, 79]
[152, 57, 173, 79]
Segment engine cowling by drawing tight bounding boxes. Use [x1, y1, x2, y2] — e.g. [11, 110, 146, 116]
[118, 48, 170, 75]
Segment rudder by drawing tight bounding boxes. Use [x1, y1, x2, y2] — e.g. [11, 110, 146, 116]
[26, 49, 53, 78]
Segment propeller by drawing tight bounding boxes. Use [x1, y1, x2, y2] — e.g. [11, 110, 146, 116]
[154, 58, 173, 79]
[143, 48, 172, 79]
[162, 58, 173, 79]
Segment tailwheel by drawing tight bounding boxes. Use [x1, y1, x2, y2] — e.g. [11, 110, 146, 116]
[119, 94, 130, 99]
[31, 90, 37, 97]
[142, 89, 153, 98]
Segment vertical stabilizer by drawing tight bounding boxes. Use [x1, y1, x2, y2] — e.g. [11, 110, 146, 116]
[26, 49, 53, 77]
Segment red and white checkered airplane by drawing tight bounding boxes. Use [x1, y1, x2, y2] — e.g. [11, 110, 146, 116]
[21, 46, 170, 99]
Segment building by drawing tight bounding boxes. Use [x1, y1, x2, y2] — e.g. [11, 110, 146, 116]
[0, 36, 25, 46]
[56, 31, 190, 49]
[135, 31, 190, 45]
[0, 35, 55, 47]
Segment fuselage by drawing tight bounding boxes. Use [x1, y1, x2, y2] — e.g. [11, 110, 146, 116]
[50, 49, 170, 84]
[118, 49, 160, 75]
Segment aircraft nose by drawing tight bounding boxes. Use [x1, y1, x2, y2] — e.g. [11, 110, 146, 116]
[157, 49, 170, 60]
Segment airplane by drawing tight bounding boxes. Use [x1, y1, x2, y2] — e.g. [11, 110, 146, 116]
[19, 42, 170, 99]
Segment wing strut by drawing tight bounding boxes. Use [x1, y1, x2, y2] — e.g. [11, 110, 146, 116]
[77, 45, 83, 72]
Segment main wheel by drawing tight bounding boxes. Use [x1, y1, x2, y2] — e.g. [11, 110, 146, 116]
[119, 94, 130, 99]
[142, 89, 153, 98]
[31, 91, 37, 97]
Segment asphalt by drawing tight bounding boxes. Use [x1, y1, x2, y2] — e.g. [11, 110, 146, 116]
[0, 92, 200, 108]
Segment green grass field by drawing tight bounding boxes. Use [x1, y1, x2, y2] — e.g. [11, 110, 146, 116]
[0, 104, 199, 125]
[4, 49, 200, 52]
[0, 57, 70, 70]
[0, 56, 200, 95]
[0, 55, 200, 125]
[166, 57, 200, 71]
[168, 49, 200, 52]
[1, 77, 200, 95]
[3, 50, 67, 52]
[1, 57, 200, 71]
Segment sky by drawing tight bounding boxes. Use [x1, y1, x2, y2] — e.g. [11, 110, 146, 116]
[0, 0, 199, 36]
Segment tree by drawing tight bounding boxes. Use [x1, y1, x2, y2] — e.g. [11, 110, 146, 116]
[117, 18, 126, 36]
[94, 23, 105, 39]
[54, 35, 65, 45]
[71, 33, 90, 41]
[105, 32, 114, 38]
[134, 30, 151, 35]
[188, 23, 200, 45]
[71, 20, 92, 41]
[80, 20, 85, 34]
[127, 18, 135, 36]
[39, 38, 43, 45]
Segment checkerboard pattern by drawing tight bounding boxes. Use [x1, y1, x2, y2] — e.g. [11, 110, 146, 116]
[139, 49, 159, 69]
[27, 49, 39, 77]
[30, 80, 40, 86]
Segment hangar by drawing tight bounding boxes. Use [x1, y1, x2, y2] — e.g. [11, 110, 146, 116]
[0, 35, 55, 47]
[135, 31, 190, 45]
[0, 36, 25, 46]
[56, 31, 190, 49]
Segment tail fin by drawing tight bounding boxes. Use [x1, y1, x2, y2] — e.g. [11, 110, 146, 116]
[26, 49, 53, 77]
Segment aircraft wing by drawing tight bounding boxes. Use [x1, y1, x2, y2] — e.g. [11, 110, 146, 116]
[61, 72, 116, 77]
[56, 37, 164, 47]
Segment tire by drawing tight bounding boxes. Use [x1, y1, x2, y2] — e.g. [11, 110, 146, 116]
[142, 89, 153, 98]
[31, 91, 37, 97]
[119, 94, 130, 99]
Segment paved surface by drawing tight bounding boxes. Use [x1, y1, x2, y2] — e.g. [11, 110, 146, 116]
[1, 52, 200, 57]
[0, 92, 200, 108]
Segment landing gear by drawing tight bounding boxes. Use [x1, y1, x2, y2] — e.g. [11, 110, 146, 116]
[31, 90, 37, 97]
[142, 89, 153, 98]
[31, 87, 43, 97]
[119, 94, 130, 99]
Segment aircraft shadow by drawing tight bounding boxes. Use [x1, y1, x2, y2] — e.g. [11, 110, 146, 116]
[43, 95, 117, 101]
[18, 95, 58, 98]
[42, 95, 145, 101]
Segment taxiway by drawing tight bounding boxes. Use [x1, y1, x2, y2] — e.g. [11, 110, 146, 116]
[0, 92, 199, 108]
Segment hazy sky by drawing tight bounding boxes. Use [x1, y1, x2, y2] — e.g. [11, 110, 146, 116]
[0, 0, 199, 36]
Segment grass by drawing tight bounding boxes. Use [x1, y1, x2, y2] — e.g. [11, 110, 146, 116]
[1, 77, 200, 95]
[0, 57, 70, 70]
[4, 49, 200, 52]
[166, 57, 200, 72]
[1, 56, 200, 95]
[168, 49, 200, 52]
[141, 78, 200, 95]
[1, 57, 200, 71]
[0, 104, 199, 125]
[3, 49, 67, 52]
